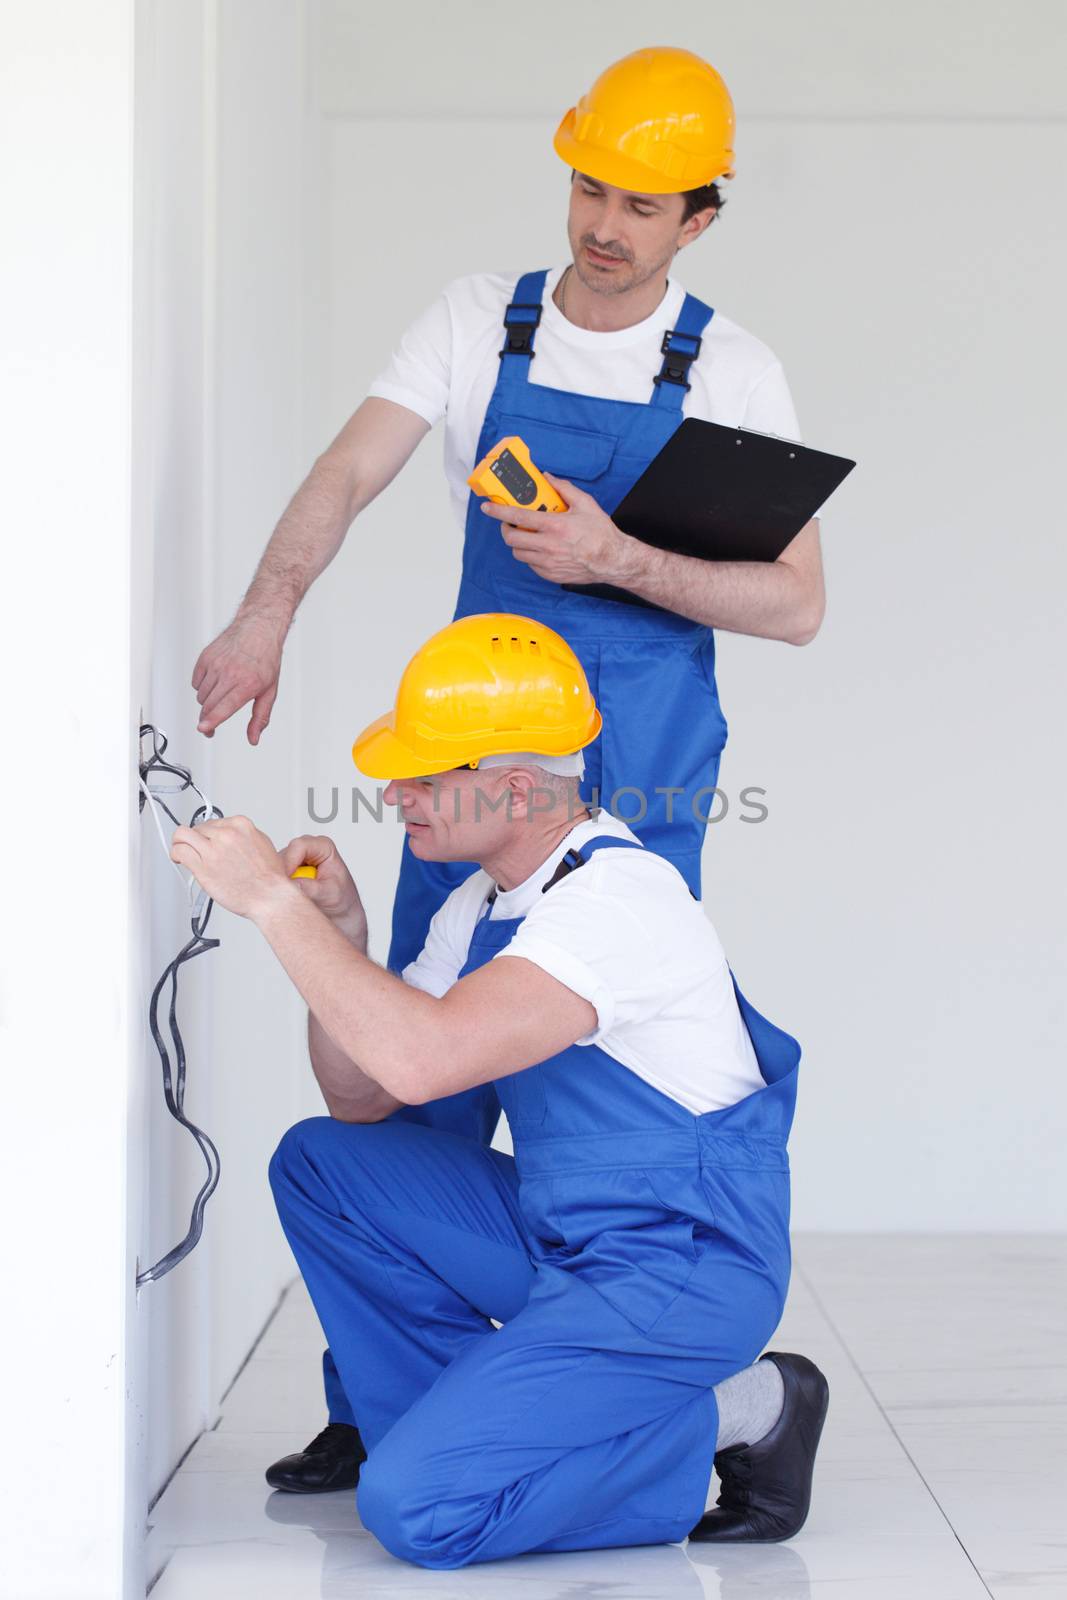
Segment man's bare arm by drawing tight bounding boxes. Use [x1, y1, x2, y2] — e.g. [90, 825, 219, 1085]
[480, 482, 825, 647]
[238, 398, 431, 619]
[304, 913, 405, 1124]
[251, 883, 597, 1111]
[193, 397, 430, 742]
[612, 518, 825, 645]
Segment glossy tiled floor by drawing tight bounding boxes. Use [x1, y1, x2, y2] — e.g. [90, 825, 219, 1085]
[147, 1235, 1067, 1598]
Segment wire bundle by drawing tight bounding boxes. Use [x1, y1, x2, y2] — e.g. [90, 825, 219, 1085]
[136, 725, 223, 1287]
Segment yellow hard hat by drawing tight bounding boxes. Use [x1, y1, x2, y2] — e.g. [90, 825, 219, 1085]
[554, 46, 735, 196]
[352, 614, 603, 780]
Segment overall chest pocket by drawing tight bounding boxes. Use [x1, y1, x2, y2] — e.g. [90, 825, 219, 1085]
[497, 416, 618, 486]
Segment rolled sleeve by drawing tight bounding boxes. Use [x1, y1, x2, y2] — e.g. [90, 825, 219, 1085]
[400, 959, 453, 1000]
[366, 287, 454, 429]
[366, 380, 442, 429]
[493, 933, 615, 1045]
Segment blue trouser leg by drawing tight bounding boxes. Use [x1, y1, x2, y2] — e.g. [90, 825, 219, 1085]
[318, 837, 501, 1425]
[314, 845, 505, 1428]
[321, 1347, 356, 1427]
[275, 1117, 527, 1439]
[319, 1086, 503, 1426]
[320, 1069, 504, 1426]
[270, 1116, 781, 1569]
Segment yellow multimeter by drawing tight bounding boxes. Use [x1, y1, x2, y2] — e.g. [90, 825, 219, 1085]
[467, 437, 568, 515]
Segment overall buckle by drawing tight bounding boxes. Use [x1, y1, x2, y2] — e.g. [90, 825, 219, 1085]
[500, 301, 542, 359]
[542, 848, 587, 892]
[654, 328, 703, 390]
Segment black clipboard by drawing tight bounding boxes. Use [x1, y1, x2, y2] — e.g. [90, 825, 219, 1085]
[564, 418, 855, 607]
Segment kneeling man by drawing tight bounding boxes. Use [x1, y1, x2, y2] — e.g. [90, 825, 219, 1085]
[171, 612, 828, 1570]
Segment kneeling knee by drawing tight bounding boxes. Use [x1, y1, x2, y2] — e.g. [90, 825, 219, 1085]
[268, 1116, 378, 1212]
[268, 1116, 335, 1191]
[360, 1450, 502, 1570]
[268, 1116, 402, 1229]
[358, 1453, 438, 1567]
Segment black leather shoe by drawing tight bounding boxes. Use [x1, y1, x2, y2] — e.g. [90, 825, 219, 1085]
[688, 1352, 829, 1543]
[265, 1422, 367, 1493]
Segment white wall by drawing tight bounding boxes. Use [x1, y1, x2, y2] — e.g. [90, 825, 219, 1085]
[0, 6, 140, 1597]
[300, 0, 1067, 1230]
[0, 9, 322, 1589]
[132, 0, 320, 1537]
[0, 7, 329, 1588]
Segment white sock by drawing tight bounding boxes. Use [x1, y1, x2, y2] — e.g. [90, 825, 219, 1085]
[703, 1357, 786, 1511]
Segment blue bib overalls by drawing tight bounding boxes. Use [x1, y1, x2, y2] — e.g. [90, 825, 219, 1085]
[388, 270, 724, 981]
[322, 275, 731, 1426]
[270, 836, 800, 1569]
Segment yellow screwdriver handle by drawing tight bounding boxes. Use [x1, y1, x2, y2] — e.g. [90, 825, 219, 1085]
[291, 864, 318, 880]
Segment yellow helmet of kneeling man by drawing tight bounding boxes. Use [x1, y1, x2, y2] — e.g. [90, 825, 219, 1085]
[352, 614, 602, 781]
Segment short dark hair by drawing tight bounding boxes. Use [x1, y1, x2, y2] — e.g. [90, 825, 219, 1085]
[681, 181, 725, 224]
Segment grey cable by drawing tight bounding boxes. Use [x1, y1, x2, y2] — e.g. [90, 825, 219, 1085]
[136, 725, 224, 1287]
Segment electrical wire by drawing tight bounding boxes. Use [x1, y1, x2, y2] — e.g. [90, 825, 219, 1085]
[136, 724, 224, 1287]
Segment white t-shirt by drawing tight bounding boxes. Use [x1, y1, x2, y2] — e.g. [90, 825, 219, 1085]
[368, 267, 809, 531]
[402, 813, 765, 1116]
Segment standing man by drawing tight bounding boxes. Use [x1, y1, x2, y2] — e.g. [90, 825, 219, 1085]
[191, 47, 825, 1489]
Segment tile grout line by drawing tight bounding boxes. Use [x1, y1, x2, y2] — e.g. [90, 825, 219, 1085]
[217, 1276, 300, 1409]
[794, 1254, 995, 1600]
[145, 1555, 169, 1596]
[147, 1278, 298, 1521]
[143, 1280, 302, 1591]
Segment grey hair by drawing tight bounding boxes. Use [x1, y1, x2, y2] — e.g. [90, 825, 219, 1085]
[527, 767, 582, 803]
[487, 764, 585, 820]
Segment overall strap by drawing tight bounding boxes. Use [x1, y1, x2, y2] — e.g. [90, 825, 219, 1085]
[483, 835, 641, 917]
[544, 832, 700, 901]
[542, 834, 645, 893]
[498, 269, 549, 384]
[650, 291, 715, 412]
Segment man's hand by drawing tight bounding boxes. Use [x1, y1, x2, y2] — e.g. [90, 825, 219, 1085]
[280, 834, 368, 949]
[192, 611, 288, 744]
[171, 815, 295, 921]
[479, 473, 641, 587]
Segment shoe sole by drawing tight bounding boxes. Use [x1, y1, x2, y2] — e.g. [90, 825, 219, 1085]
[264, 1470, 363, 1494]
[263, 1478, 361, 1491]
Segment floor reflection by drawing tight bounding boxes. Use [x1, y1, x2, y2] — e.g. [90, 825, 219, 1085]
[262, 1485, 812, 1599]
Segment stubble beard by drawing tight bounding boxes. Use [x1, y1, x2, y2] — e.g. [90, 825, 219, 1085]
[570, 237, 677, 299]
